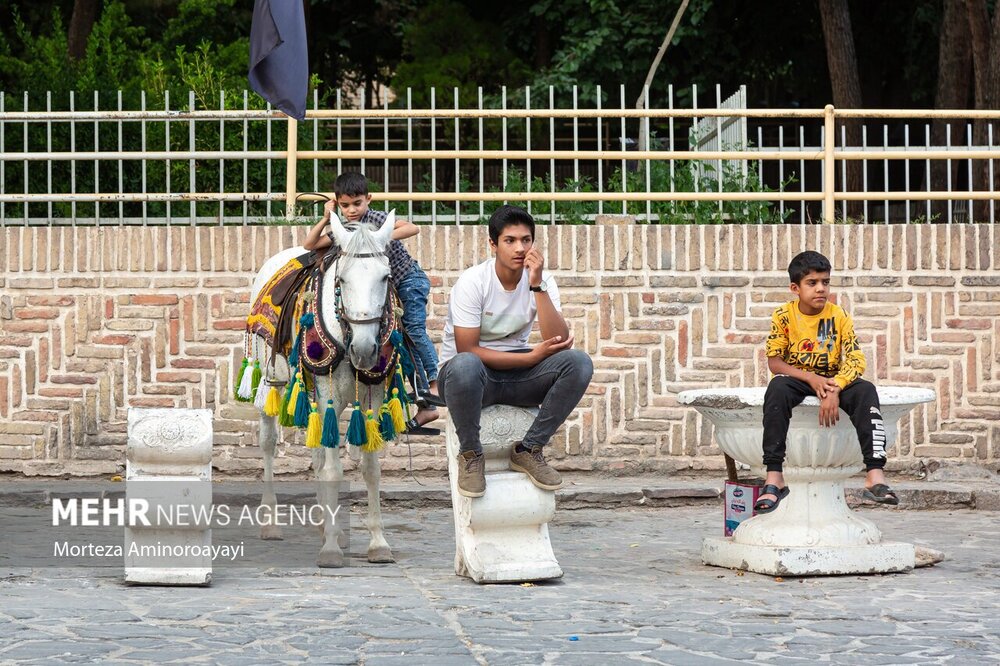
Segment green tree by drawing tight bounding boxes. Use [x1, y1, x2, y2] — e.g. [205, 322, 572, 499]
[390, 0, 531, 107]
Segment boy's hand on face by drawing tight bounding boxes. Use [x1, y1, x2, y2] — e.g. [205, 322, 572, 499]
[524, 247, 545, 287]
[819, 393, 840, 427]
[323, 200, 336, 221]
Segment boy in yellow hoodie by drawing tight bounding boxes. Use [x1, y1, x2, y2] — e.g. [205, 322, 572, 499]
[755, 251, 897, 513]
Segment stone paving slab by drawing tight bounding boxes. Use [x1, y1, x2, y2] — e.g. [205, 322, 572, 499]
[1, 505, 999, 664]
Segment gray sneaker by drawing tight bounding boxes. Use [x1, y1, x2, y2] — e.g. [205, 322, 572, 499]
[509, 443, 562, 491]
[456, 450, 486, 498]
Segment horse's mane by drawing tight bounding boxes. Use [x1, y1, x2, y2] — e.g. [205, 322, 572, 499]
[340, 223, 390, 272]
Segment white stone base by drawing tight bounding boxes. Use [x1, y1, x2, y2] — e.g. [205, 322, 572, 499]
[446, 405, 563, 584]
[703, 536, 915, 576]
[124, 567, 212, 586]
[125, 408, 214, 586]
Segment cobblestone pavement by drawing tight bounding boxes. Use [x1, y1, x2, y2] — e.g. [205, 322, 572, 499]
[1, 505, 999, 665]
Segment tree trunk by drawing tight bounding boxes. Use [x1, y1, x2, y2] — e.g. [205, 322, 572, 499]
[635, 0, 690, 152]
[67, 0, 100, 60]
[818, 0, 863, 219]
[965, 0, 1000, 220]
[929, 0, 972, 221]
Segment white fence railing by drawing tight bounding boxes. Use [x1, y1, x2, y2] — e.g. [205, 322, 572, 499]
[2, 86, 1000, 225]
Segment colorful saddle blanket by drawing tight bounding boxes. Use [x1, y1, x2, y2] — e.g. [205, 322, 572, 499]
[246, 251, 321, 355]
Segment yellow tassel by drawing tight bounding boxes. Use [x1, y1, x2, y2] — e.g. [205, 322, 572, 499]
[286, 380, 301, 417]
[388, 389, 406, 433]
[362, 409, 384, 452]
[263, 386, 282, 417]
[305, 404, 322, 448]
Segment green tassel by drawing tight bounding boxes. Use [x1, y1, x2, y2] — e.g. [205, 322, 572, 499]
[250, 361, 262, 396]
[321, 399, 340, 448]
[346, 401, 367, 446]
[293, 380, 311, 427]
[389, 330, 415, 378]
[391, 367, 410, 408]
[379, 406, 396, 442]
[233, 358, 249, 399]
[278, 372, 297, 427]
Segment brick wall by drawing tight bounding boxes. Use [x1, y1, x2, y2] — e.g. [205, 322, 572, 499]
[0, 224, 997, 477]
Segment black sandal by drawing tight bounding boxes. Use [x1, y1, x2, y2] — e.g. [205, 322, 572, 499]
[862, 484, 899, 506]
[403, 418, 441, 436]
[754, 484, 790, 514]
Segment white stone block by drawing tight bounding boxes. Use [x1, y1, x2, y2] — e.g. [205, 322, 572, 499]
[678, 387, 935, 576]
[446, 405, 563, 583]
[125, 408, 213, 586]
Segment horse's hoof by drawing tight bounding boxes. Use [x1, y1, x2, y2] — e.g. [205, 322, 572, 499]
[367, 546, 395, 564]
[317, 550, 346, 568]
[260, 525, 283, 541]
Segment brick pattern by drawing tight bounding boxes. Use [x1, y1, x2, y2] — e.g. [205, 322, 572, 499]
[0, 224, 997, 476]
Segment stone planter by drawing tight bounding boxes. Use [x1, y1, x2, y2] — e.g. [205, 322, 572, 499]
[678, 386, 935, 576]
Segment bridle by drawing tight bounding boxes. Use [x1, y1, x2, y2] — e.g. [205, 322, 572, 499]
[329, 250, 392, 329]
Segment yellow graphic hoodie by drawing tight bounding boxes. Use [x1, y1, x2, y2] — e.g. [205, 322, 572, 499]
[765, 300, 866, 389]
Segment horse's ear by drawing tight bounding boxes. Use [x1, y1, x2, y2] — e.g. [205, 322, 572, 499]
[375, 209, 396, 245]
[327, 212, 351, 249]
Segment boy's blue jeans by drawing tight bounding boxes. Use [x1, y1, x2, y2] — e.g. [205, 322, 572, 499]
[396, 267, 438, 394]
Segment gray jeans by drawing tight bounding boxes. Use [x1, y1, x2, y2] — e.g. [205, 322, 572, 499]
[437, 350, 594, 454]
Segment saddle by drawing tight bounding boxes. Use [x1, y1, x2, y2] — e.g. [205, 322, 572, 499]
[246, 250, 326, 358]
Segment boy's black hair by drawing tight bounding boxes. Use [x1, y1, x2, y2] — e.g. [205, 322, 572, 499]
[334, 172, 369, 198]
[488, 205, 535, 245]
[788, 250, 832, 283]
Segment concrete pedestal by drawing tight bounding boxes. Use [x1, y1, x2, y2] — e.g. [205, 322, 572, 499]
[446, 405, 562, 583]
[678, 387, 935, 576]
[125, 408, 214, 586]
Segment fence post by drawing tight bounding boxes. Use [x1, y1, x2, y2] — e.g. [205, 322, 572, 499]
[823, 104, 835, 224]
[285, 117, 299, 221]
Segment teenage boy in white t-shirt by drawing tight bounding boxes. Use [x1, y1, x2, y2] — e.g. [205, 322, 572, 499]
[437, 205, 594, 497]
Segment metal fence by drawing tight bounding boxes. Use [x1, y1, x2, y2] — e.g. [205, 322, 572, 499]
[1, 86, 1000, 225]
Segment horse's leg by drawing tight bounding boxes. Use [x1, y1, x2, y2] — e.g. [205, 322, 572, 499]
[361, 450, 394, 563]
[258, 413, 283, 541]
[315, 422, 347, 569]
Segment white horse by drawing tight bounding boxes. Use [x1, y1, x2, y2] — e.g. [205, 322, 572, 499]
[249, 212, 396, 567]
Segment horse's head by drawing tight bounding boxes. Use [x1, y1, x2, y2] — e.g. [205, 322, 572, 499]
[323, 211, 396, 369]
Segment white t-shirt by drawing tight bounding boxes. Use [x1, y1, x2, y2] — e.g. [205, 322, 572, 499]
[439, 258, 561, 368]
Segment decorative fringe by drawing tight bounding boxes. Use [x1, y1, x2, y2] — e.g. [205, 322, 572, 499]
[263, 385, 282, 417]
[389, 330, 415, 378]
[391, 366, 409, 408]
[286, 380, 302, 417]
[233, 358, 249, 400]
[347, 402, 367, 446]
[305, 403, 322, 448]
[250, 361, 262, 396]
[363, 409, 384, 452]
[237, 359, 256, 401]
[279, 372, 297, 427]
[379, 405, 396, 442]
[293, 380, 311, 427]
[321, 399, 340, 448]
[387, 388, 406, 433]
[254, 377, 270, 411]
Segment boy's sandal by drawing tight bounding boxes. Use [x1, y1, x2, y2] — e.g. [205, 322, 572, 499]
[402, 418, 441, 437]
[754, 484, 790, 514]
[408, 392, 446, 408]
[862, 484, 899, 506]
